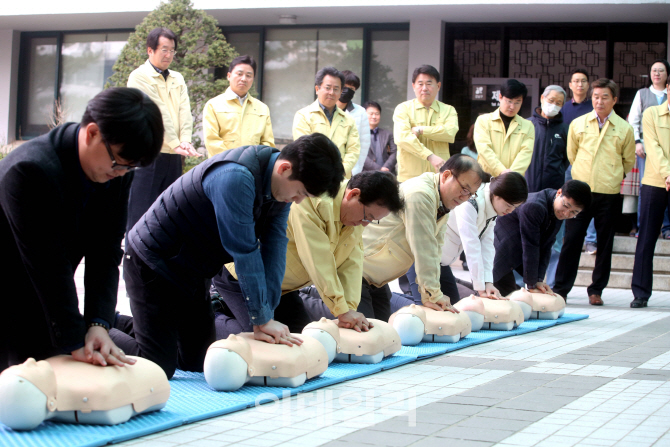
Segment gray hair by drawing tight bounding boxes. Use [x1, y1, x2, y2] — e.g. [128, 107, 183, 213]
[542, 85, 567, 100]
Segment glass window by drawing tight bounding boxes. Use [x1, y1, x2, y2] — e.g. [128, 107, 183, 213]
[225, 32, 262, 95]
[262, 27, 363, 140]
[60, 33, 130, 122]
[369, 30, 409, 130]
[25, 37, 58, 130]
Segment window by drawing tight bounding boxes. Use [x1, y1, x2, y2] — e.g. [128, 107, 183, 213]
[18, 31, 131, 139]
[368, 30, 410, 130]
[262, 28, 364, 140]
[60, 33, 130, 122]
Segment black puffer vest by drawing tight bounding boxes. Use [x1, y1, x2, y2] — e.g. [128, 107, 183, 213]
[128, 145, 286, 290]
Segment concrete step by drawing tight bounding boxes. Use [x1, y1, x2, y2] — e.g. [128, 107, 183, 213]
[612, 235, 670, 255]
[574, 269, 670, 291]
[579, 252, 670, 273]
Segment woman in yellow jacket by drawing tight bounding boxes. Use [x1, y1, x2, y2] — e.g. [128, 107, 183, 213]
[474, 80, 535, 176]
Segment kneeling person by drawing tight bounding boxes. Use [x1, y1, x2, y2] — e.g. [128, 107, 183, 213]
[215, 171, 403, 335]
[493, 180, 592, 296]
[365, 154, 487, 315]
[112, 134, 344, 378]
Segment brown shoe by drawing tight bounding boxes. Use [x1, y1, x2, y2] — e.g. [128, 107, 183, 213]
[589, 294, 603, 306]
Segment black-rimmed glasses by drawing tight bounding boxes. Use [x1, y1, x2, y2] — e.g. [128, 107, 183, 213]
[104, 140, 139, 171]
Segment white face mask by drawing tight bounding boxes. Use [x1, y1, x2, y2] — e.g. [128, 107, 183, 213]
[541, 101, 561, 118]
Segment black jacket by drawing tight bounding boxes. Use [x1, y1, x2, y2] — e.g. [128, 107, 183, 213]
[525, 108, 569, 192]
[0, 123, 131, 350]
[128, 145, 286, 292]
[493, 189, 561, 287]
[363, 127, 397, 172]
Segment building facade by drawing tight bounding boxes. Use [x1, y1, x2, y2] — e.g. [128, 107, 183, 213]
[1, 1, 669, 149]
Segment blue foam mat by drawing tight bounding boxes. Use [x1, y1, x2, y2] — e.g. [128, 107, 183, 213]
[0, 313, 588, 447]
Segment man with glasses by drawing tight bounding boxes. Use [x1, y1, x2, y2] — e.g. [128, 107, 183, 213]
[554, 79, 635, 306]
[0, 88, 163, 373]
[217, 171, 403, 333]
[394, 65, 458, 182]
[364, 154, 487, 315]
[475, 79, 535, 176]
[126, 27, 200, 246]
[293, 66, 360, 178]
[493, 180, 592, 297]
[112, 134, 345, 378]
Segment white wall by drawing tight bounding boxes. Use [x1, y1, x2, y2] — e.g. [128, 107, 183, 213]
[0, 30, 19, 144]
[407, 19, 445, 101]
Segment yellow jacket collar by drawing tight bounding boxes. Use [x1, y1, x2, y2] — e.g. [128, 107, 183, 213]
[223, 87, 249, 104]
[332, 181, 348, 224]
[309, 99, 344, 120]
[142, 59, 171, 78]
[413, 98, 440, 113]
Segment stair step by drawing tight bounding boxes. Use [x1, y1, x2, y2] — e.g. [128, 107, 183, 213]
[579, 252, 670, 273]
[613, 235, 670, 255]
[574, 270, 670, 291]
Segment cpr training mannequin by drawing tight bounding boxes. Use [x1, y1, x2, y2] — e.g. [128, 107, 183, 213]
[0, 356, 170, 430]
[204, 333, 329, 391]
[454, 295, 525, 331]
[302, 318, 401, 364]
[388, 304, 472, 346]
[508, 289, 566, 320]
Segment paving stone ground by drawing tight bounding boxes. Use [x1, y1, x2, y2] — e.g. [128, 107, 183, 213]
[73, 262, 670, 447]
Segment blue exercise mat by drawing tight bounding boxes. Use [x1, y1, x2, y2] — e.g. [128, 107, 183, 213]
[0, 313, 587, 447]
[396, 313, 588, 359]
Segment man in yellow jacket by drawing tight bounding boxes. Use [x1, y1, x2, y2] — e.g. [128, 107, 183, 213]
[216, 171, 403, 334]
[475, 79, 535, 176]
[364, 154, 486, 314]
[293, 67, 361, 178]
[203, 55, 274, 156]
[555, 79, 635, 306]
[126, 27, 200, 240]
[631, 88, 670, 308]
[393, 64, 458, 182]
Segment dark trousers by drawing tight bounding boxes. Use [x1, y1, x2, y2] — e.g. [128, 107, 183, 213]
[632, 185, 670, 300]
[109, 247, 215, 379]
[0, 268, 62, 372]
[126, 153, 182, 238]
[406, 264, 462, 306]
[555, 192, 623, 298]
[494, 266, 524, 297]
[299, 279, 392, 322]
[212, 272, 312, 337]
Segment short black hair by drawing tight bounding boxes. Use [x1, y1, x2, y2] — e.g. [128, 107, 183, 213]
[363, 101, 381, 113]
[229, 55, 257, 76]
[591, 78, 619, 99]
[440, 153, 489, 182]
[315, 66, 345, 89]
[82, 87, 163, 167]
[341, 70, 361, 90]
[147, 27, 177, 51]
[348, 171, 404, 214]
[490, 172, 528, 205]
[412, 65, 440, 84]
[500, 79, 527, 100]
[561, 180, 592, 210]
[279, 133, 344, 198]
[571, 68, 589, 82]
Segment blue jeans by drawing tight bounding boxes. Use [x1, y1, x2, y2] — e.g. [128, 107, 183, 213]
[545, 221, 565, 288]
[567, 165, 596, 244]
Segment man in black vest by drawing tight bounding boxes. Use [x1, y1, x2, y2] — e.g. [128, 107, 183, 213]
[111, 133, 344, 378]
[0, 88, 164, 372]
[493, 180, 592, 297]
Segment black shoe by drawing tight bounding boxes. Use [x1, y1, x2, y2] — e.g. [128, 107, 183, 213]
[630, 298, 648, 308]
